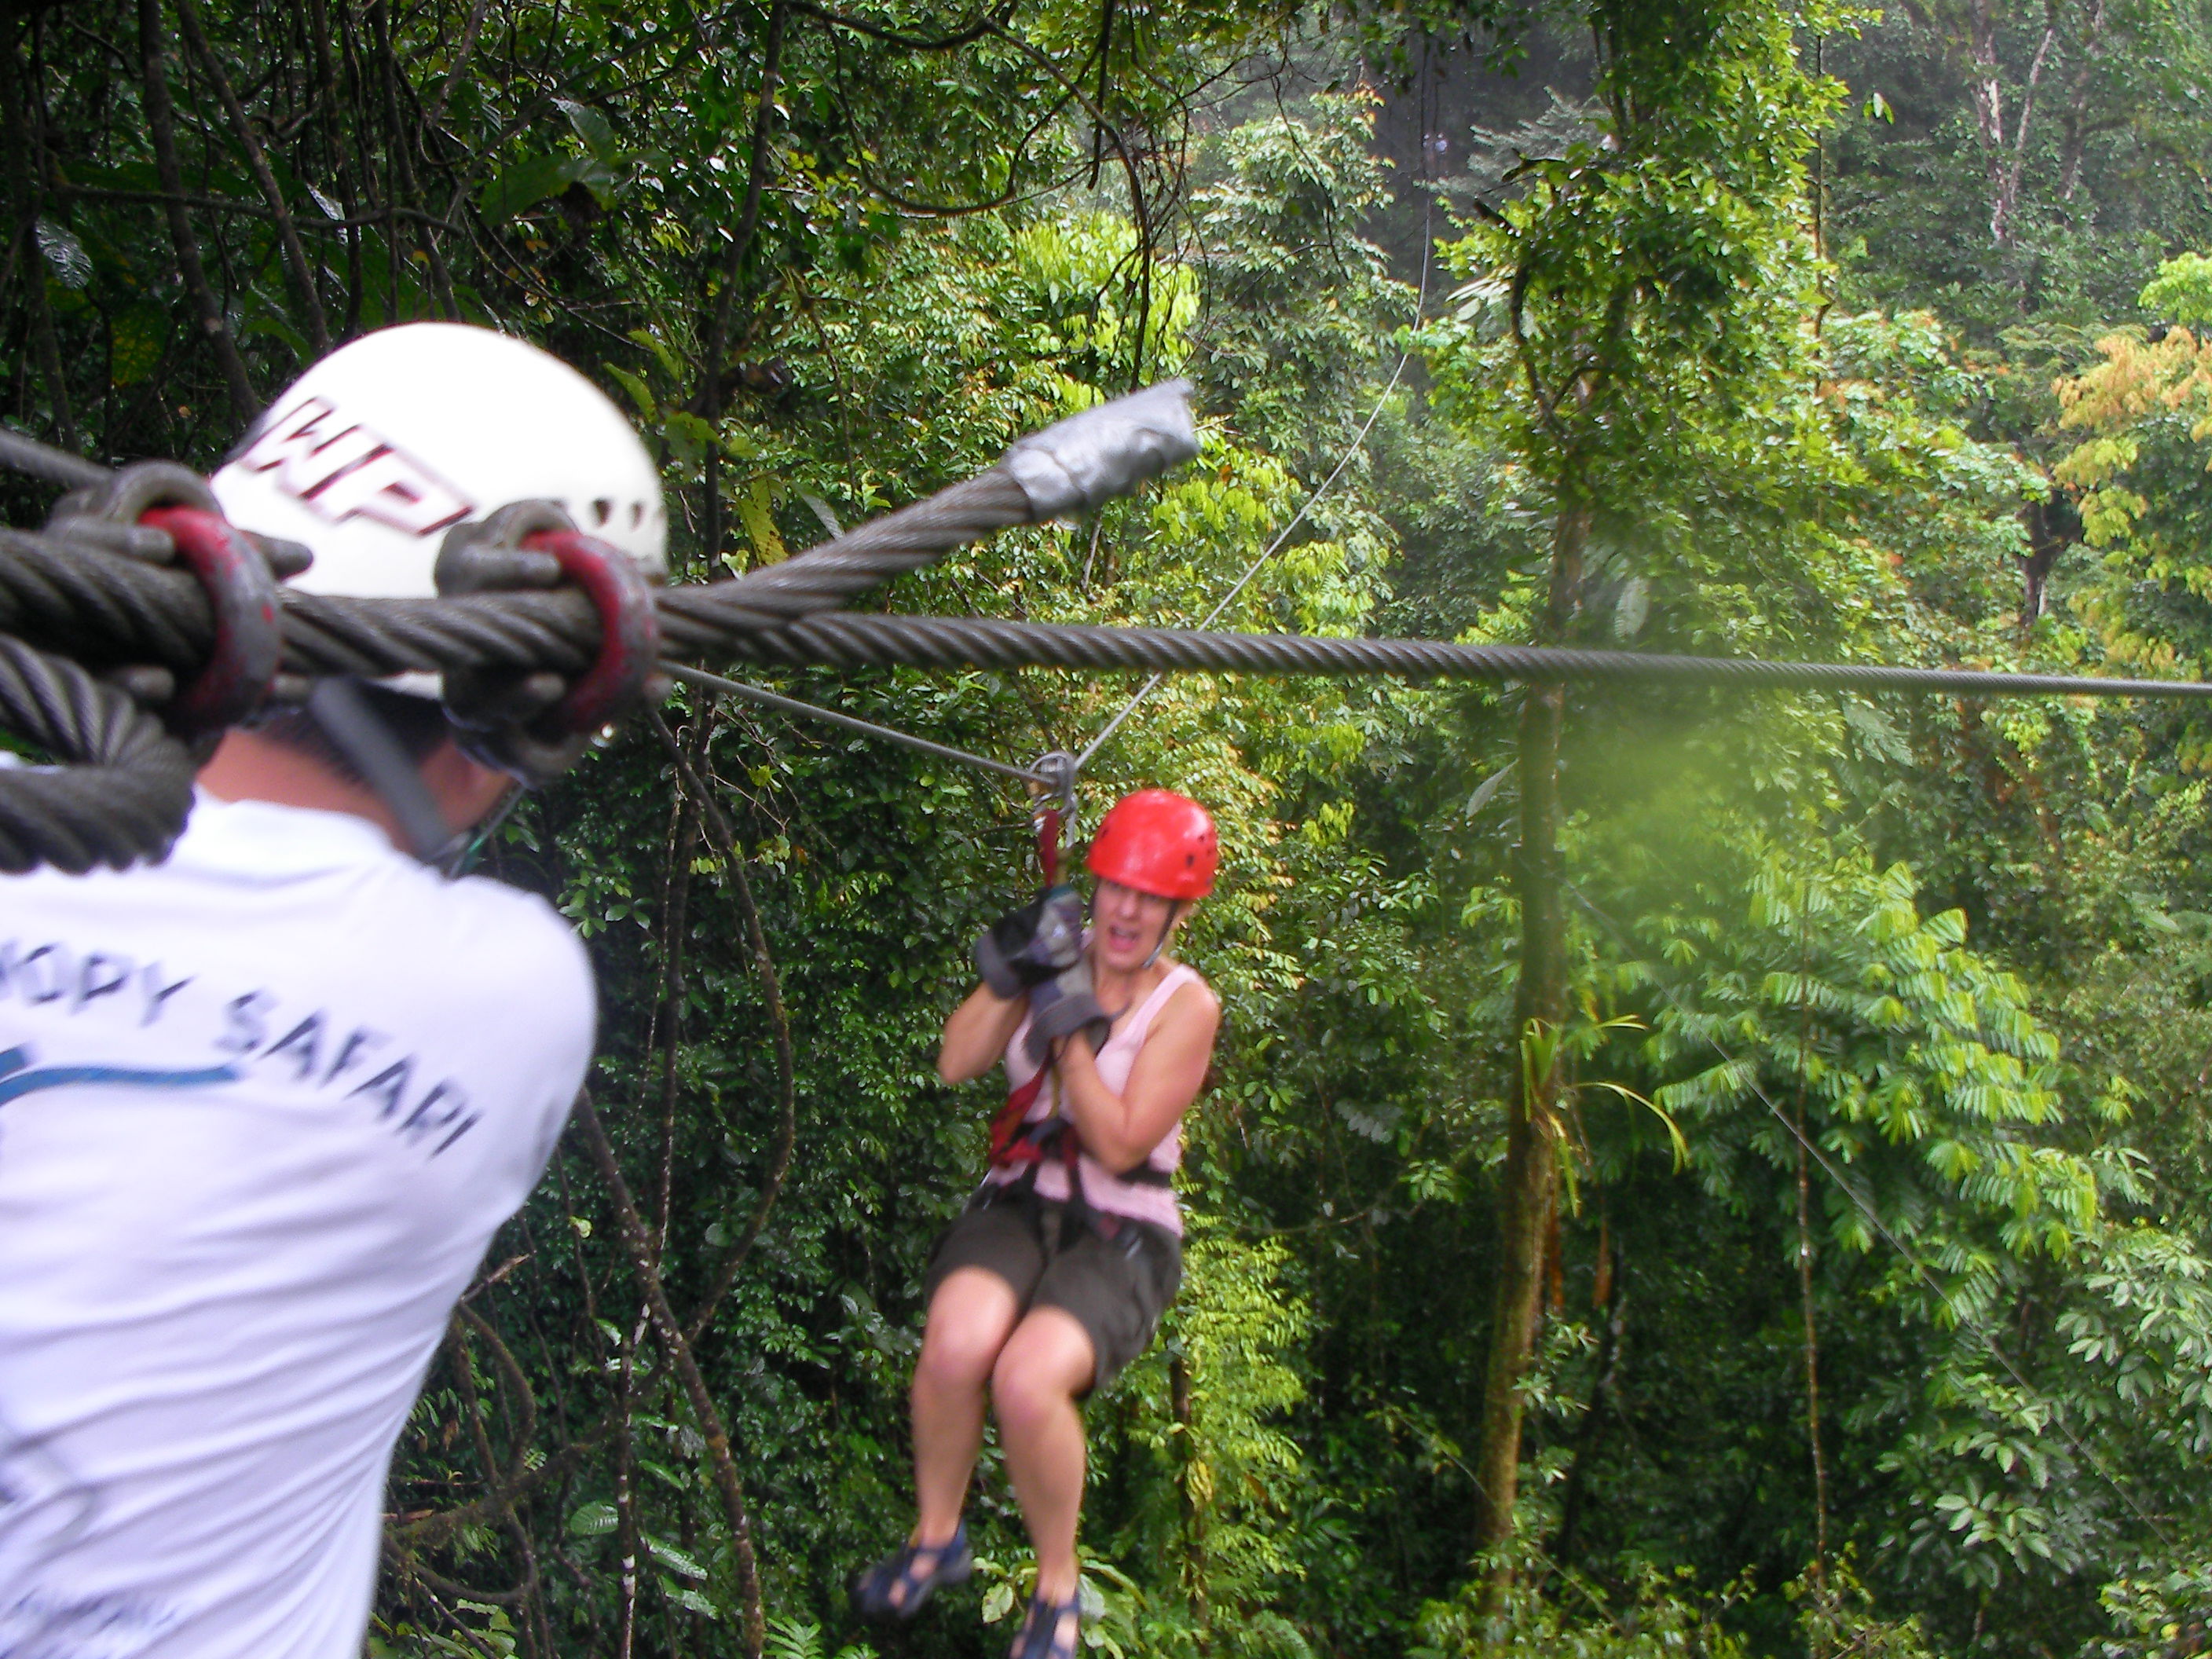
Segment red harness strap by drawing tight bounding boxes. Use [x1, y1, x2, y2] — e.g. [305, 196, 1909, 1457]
[987, 1069, 1053, 1168]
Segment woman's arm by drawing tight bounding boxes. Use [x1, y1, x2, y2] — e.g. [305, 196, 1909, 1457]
[937, 982, 1029, 1085]
[1053, 980, 1221, 1174]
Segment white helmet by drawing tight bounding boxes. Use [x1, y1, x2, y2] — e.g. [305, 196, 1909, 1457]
[212, 322, 666, 602]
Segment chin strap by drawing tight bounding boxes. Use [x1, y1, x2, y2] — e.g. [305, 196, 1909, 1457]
[1141, 901, 1183, 970]
[306, 680, 467, 869]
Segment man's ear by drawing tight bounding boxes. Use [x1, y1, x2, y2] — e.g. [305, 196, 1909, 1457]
[419, 741, 518, 833]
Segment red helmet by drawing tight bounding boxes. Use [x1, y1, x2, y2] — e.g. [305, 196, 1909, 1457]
[1086, 789, 1218, 899]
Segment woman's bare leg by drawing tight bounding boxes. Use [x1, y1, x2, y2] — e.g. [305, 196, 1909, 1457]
[990, 1306, 1097, 1605]
[911, 1267, 1024, 1550]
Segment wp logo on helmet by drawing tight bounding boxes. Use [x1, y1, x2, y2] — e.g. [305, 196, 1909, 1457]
[235, 397, 475, 537]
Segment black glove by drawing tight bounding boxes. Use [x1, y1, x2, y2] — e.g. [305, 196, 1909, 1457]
[1024, 956, 1113, 1065]
[975, 884, 1087, 998]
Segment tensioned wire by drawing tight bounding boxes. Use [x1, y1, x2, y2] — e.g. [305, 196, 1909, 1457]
[664, 661, 1056, 786]
[1075, 192, 1440, 774]
[665, 194, 1446, 798]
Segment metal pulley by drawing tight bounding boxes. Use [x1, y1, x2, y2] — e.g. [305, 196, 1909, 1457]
[1027, 749, 1079, 886]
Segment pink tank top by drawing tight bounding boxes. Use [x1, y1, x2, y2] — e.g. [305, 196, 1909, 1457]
[985, 961, 1202, 1234]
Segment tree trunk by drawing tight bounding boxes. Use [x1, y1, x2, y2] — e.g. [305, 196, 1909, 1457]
[2019, 494, 2075, 629]
[1550, 1229, 1622, 1572]
[1472, 502, 1585, 1599]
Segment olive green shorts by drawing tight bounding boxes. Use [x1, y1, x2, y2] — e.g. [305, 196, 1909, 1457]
[923, 1188, 1182, 1394]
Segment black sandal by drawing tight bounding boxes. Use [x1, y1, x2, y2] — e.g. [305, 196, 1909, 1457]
[851, 1522, 972, 1621]
[1008, 1589, 1082, 1659]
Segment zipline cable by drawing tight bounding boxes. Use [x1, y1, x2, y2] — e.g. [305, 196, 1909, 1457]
[1562, 877, 2179, 1551]
[720, 610, 2212, 701]
[8, 379, 2212, 878]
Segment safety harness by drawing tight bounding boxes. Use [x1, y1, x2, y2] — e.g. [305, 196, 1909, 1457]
[977, 770, 1170, 1243]
[983, 1057, 1170, 1244]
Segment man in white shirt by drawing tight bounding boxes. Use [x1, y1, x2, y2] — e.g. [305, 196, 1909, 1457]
[0, 324, 665, 1657]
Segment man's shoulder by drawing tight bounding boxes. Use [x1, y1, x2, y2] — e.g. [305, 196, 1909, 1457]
[181, 795, 595, 1022]
[442, 874, 591, 994]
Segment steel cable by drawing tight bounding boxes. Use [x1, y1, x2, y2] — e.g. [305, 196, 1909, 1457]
[714, 610, 2212, 702]
[5, 377, 2212, 875]
[0, 635, 196, 873]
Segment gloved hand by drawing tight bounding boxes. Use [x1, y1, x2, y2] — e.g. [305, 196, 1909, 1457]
[1024, 955, 1113, 1065]
[975, 884, 1087, 998]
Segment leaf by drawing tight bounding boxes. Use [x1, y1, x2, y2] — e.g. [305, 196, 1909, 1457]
[306, 185, 344, 221]
[606, 363, 657, 423]
[646, 1536, 709, 1580]
[980, 1581, 1015, 1624]
[661, 1580, 721, 1617]
[35, 221, 91, 289]
[628, 328, 683, 379]
[568, 1500, 618, 1536]
[734, 476, 788, 566]
[1611, 574, 1648, 639]
[557, 98, 620, 163]
[800, 493, 844, 537]
[478, 153, 586, 224]
[1463, 760, 1515, 817]
[662, 409, 715, 467]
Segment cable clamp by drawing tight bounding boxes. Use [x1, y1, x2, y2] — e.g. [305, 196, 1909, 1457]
[46, 461, 295, 742]
[435, 501, 664, 785]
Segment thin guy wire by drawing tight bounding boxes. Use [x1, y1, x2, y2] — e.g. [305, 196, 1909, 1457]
[1075, 195, 1438, 773]
[665, 663, 1051, 786]
[1559, 877, 2177, 1549]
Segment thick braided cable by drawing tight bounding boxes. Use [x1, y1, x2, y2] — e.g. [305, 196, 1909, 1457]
[0, 471, 1038, 684]
[718, 611, 2212, 701]
[16, 525, 2212, 705]
[0, 637, 196, 873]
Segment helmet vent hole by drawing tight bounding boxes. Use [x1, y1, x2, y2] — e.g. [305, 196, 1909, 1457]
[630, 501, 645, 528]
[591, 497, 614, 527]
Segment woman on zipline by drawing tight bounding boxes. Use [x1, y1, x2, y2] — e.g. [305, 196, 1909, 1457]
[855, 788, 1221, 1659]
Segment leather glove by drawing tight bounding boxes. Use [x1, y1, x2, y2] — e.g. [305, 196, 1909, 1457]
[1024, 955, 1113, 1066]
[975, 884, 1087, 998]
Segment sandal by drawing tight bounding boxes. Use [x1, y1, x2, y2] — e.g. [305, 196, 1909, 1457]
[851, 1522, 972, 1621]
[1008, 1590, 1082, 1659]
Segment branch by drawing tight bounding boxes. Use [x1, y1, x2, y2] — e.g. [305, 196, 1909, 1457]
[699, 1, 791, 572]
[701, 0, 790, 411]
[456, 1302, 541, 1473]
[172, 0, 331, 354]
[426, 0, 495, 130]
[643, 709, 799, 1345]
[137, 0, 258, 422]
[55, 185, 465, 235]
[790, 0, 1009, 52]
[0, 20, 77, 450]
[573, 1095, 768, 1659]
[654, 718, 709, 1253]
[983, 19, 1153, 385]
[393, 1414, 616, 1547]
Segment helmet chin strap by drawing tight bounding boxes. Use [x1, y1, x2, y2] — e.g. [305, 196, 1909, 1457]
[306, 680, 470, 870]
[1141, 901, 1184, 970]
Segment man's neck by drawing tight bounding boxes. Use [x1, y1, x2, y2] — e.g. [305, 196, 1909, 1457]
[197, 729, 408, 846]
